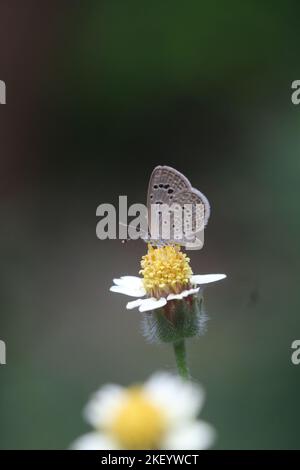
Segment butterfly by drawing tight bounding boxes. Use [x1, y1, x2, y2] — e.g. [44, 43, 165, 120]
[121, 166, 210, 250]
[146, 166, 210, 249]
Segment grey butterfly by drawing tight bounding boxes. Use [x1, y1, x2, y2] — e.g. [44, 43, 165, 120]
[145, 166, 210, 249]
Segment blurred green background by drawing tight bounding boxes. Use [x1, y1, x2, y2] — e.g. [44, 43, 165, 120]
[1, 0, 300, 449]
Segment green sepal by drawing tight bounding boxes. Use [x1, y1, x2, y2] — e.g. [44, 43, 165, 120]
[141, 293, 207, 344]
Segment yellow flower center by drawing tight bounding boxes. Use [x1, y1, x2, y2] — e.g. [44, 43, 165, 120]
[139, 244, 193, 297]
[109, 387, 166, 450]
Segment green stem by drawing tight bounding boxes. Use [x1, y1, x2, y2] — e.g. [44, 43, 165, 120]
[173, 339, 190, 380]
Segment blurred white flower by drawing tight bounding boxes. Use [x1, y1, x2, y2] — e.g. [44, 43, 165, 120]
[71, 372, 216, 450]
[110, 245, 226, 313]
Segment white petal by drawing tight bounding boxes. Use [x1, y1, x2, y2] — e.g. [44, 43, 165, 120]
[191, 274, 226, 285]
[84, 384, 125, 428]
[162, 421, 216, 450]
[110, 285, 146, 298]
[144, 372, 205, 426]
[167, 287, 199, 301]
[167, 293, 183, 301]
[113, 278, 125, 286]
[113, 276, 144, 289]
[138, 297, 167, 313]
[120, 275, 143, 284]
[126, 299, 144, 310]
[71, 432, 118, 450]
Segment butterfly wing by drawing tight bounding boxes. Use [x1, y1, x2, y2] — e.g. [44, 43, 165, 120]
[147, 166, 192, 244]
[172, 187, 210, 228]
[147, 166, 191, 207]
[147, 166, 210, 248]
[171, 188, 210, 249]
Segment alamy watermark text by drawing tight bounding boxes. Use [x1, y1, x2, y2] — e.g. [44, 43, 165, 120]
[0, 340, 6, 365]
[96, 196, 205, 250]
[0, 80, 6, 104]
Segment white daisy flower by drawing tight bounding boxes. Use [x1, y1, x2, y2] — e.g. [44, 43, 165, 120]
[71, 372, 216, 450]
[110, 244, 226, 313]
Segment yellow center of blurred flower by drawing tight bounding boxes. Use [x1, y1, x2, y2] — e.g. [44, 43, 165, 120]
[139, 244, 193, 297]
[109, 387, 166, 450]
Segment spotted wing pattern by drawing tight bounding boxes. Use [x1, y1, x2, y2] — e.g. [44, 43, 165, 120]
[147, 166, 210, 247]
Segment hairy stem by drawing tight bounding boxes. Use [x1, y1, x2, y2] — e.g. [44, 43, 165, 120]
[173, 339, 190, 380]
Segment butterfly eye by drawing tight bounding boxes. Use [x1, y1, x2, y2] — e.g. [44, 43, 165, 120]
[168, 188, 174, 194]
[164, 184, 169, 189]
[150, 194, 153, 199]
[153, 184, 158, 189]
[159, 184, 163, 188]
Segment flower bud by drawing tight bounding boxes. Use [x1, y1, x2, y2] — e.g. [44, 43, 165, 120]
[142, 291, 208, 344]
